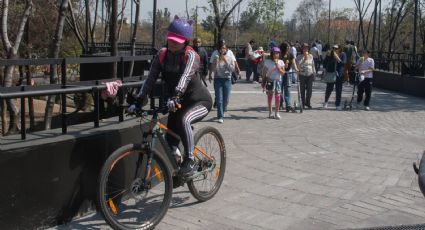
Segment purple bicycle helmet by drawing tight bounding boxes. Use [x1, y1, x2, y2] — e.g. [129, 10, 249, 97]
[271, 46, 281, 53]
[166, 15, 193, 44]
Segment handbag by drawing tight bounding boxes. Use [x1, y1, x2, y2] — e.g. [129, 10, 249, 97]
[323, 61, 339, 83]
[231, 72, 238, 84]
[323, 72, 337, 83]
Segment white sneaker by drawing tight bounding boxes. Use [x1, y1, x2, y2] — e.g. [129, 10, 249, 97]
[218, 118, 224, 123]
[323, 102, 328, 108]
[336, 106, 342, 111]
[275, 113, 281, 120]
[365, 106, 370, 111]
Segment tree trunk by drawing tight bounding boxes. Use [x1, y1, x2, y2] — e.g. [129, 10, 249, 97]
[110, 0, 118, 78]
[4, 64, 20, 134]
[44, 0, 68, 130]
[211, 0, 243, 46]
[1, 0, 33, 135]
[128, 0, 140, 77]
[25, 13, 34, 131]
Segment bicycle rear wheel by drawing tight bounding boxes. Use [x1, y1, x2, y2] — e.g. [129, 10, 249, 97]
[97, 144, 172, 230]
[188, 126, 226, 202]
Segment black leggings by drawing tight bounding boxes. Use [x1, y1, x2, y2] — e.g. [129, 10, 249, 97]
[166, 101, 211, 160]
[325, 76, 343, 106]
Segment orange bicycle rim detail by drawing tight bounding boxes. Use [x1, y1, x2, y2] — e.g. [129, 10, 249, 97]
[108, 198, 118, 215]
[153, 165, 163, 182]
[194, 146, 213, 161]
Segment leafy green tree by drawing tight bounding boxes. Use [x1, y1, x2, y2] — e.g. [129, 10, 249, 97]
[238, 8, 259, 31]
[292, 0, 326, 42]
[248, 0, 285, 41]
[210, 0, 243, 45]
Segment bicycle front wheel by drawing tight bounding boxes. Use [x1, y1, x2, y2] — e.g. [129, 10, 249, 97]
[97, 144, 172, 230]
[188, 126, 226, 202]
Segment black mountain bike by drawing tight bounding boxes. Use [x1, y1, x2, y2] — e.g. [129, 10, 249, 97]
[97, 103, 226, 230]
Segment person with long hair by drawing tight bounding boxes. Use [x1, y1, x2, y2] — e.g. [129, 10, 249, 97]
[323, 45, 343, 110]
[209, 44, 238, 123]
[279, 42, 298, 112]
[128, 16, 212, 176]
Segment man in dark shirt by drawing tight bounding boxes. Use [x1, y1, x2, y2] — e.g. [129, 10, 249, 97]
[192, 37, 209, 86]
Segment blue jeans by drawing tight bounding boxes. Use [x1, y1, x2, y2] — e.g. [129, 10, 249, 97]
[245, 59, 253, 81]
[280, 73, 292, 108]
[214, 78, 232, 119]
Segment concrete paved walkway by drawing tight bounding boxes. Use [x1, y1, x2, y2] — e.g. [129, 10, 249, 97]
[52, 78, 425, 230]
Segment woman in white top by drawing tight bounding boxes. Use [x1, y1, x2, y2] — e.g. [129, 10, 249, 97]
[209, 44, 239, 123]
[261, 47, 285, 119]
[355, 50, 375, 111]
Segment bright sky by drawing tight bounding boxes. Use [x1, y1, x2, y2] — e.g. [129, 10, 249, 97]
[136, 0, 358, 21]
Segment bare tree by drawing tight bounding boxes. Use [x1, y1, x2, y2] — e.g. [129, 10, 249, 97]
[210, 0, 243, 45]
[353, 0, 373, 49]
[128, 0, 140, 77]
[43, 0, 69, 129]
[1, 0, 33, 134]
[292, 0, 326, 41]
[382, 0, 411, 54]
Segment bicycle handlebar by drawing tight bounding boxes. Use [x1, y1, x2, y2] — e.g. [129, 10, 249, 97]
[127, 102, 182, 118]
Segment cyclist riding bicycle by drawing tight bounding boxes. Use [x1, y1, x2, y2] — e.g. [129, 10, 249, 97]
[128, 15, 213, 176]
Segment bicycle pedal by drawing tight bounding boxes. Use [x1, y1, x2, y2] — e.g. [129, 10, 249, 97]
[172, 176, 184, 188]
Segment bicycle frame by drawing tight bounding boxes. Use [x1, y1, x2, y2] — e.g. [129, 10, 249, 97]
[139, 107, 215, 183]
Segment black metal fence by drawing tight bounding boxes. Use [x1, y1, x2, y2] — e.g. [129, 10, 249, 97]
[0, 55, 154, 140]
[370, 51, 424, 76]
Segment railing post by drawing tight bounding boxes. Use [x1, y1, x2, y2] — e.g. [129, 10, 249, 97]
[118, 57, 124, 122]
[20, 86, 26, 140]
[61, 58, 67, 134]
[93, 81, 100, 128]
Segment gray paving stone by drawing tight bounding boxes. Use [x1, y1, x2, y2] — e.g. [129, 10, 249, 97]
[55, 80, 425, 230]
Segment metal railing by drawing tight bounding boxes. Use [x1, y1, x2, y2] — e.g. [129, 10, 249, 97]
[371, 51, 425, 76]
[0, 55, 154, 140]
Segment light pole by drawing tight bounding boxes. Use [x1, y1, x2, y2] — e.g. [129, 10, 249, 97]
[195, 6, 199, 38]
[152, 0, 157, 48]
[328, 0, 331, 45]
[308, 19, 311, 42]
[413, 0, 418, 57]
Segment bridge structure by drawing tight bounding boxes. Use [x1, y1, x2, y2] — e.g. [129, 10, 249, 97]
[0, 43, 425, 228]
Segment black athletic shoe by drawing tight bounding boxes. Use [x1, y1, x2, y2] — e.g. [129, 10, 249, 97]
[179, 158, 195, 177]
[286, 106, 296, 113]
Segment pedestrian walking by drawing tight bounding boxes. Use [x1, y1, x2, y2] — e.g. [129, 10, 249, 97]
[209, 44, 239, 123]
[209, 39, 240, 109]
[355, 50, 375, 111]
[323, 45, 343, 110]
[261, 47, 285, 119]
[297, 43, 316, 109]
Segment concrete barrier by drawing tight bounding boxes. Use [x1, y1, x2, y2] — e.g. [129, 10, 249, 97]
[0, 118, 154, 229]
[374, 71, 425, 98]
